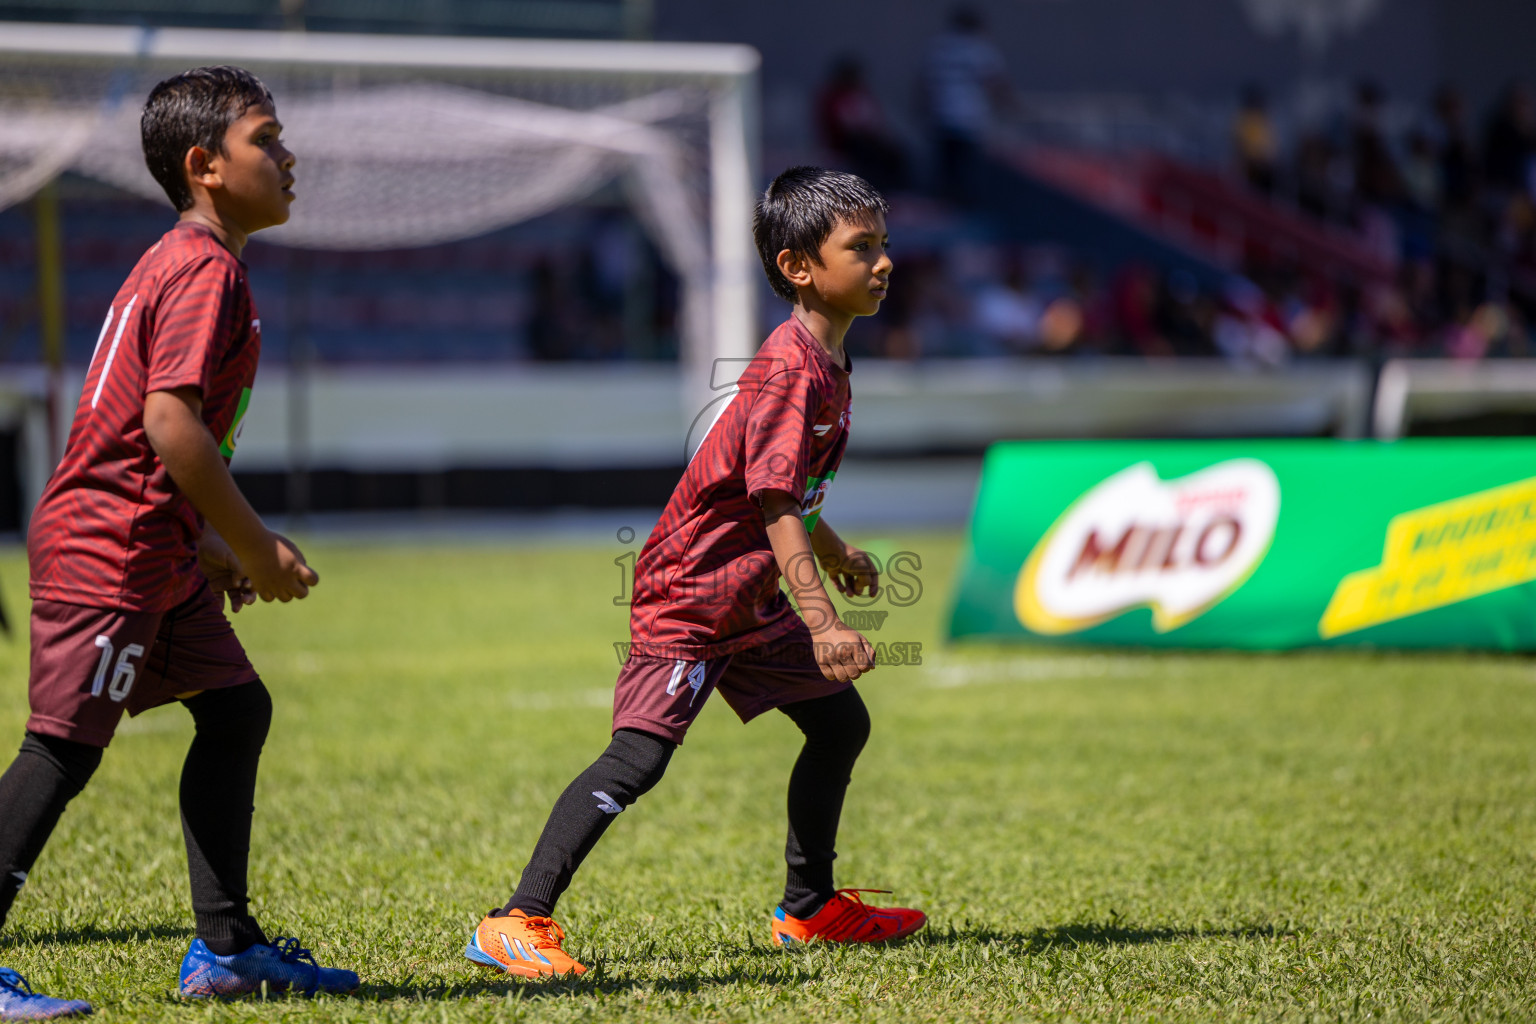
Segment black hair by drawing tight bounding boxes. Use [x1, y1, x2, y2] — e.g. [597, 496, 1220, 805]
[753, 166, 888, 302]
[141, 65, 274, 212]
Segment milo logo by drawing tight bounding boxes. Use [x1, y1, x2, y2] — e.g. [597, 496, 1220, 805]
[1015, 459, 1280, 634]
[801, 470, 835, 530]
[219, 387, 252, 459]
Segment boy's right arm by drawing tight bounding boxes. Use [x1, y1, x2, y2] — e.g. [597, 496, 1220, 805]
[143, 386, 318, 602]
[761, 489, 874, 684]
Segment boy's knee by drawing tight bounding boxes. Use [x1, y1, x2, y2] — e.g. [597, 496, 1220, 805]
[841, 691, 872, 753]
[184, 680, 272, 747]
[785, 688, 870, 756]
[19, 731, 103, 793]
[822, 689, 871, 760]
[602, 728, 675, 798]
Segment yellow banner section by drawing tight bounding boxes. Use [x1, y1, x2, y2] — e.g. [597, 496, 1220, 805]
[1320, 476, 1536, 637]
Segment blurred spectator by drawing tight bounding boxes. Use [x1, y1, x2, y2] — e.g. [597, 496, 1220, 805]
[526, 256, 573, 361]
[1068, 266, 1115, 355]
[1444, 301, 1529, 359]
[1402, 259, 1443, 331]
[1495, 191, 1536, 278]
[1398, 130, 1441, 262]
[1352, 81, 1405, 208]
[972, 256, 1044, 353]
[1112, 264, 1173, 357]
[1159, 270, 1217, 357]
[1282, 277, 1343, 357]
[1036, 297, 1086, 354]
[1402, 129, 1440, 213]
[1432, 85, 1480, 216]
[1213, 277, 1289, 367]
[1295, 133, 1344, 222]
[815, 56, 909, 193]
[1233, 84, 1278, 195]
[1482, 81, 1536, 196]
[923, 6, 1010, 203]
[1362, 278, 1422, 356]
[1431, 85, 1486, 269]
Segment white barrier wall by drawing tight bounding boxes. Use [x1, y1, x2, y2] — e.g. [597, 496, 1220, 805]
[2, 358, 1377, 523]
[1373, 359, 1536, 440]
[229, 359, 1373, 471]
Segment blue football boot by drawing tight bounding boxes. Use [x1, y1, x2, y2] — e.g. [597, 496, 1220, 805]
[178, 937, 358, 998]
[0, 968, 91, 1020]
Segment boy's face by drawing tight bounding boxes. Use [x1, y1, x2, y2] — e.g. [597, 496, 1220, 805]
[804, 212, 892, 318]
[191, 101, 295, 232]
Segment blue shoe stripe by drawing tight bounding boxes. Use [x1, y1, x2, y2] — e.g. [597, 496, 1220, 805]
[464, 938, 502, 969]
[501, 934, 525, 964]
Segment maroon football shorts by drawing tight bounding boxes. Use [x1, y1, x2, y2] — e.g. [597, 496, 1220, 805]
[612, 619, 851, 744]
[26, 580, 259, 748]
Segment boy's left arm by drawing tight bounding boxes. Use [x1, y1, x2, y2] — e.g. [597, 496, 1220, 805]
[810, 517, 879, 599]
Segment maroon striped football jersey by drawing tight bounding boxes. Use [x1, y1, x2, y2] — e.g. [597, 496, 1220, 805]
[28, 221, 262, 611]
[629, 315, 852, 660]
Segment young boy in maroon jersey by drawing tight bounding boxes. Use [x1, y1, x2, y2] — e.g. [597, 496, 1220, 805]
[466, 167, 925, 978]
[0, 67, 356, 1018]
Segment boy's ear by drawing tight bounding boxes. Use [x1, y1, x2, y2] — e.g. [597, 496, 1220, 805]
[184, 145, 222, 194]
[776, 248, 814, 291]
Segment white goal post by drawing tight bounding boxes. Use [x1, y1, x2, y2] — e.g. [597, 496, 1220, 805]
[0, 20, 762, 374]
[1373, 359, 1536, 439]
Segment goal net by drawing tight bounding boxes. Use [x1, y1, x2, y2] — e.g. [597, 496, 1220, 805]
[0, 21, 761, 372]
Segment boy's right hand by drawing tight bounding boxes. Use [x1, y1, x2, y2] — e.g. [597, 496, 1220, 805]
[237, 531, 320, 602]
[812, 620, 876, 683]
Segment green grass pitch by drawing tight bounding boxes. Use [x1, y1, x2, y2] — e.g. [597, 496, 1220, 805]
[0, 532, 1533, 1022]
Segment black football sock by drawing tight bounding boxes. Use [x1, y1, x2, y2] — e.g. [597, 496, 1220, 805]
[778, 687, 870, 919]
[180, 682, 271, 956]
[502, 728, 675, 918]
[0, 731, 102, 931]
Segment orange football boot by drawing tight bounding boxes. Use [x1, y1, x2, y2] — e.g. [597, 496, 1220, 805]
[465, 909, 587, 978]
[771, 889, 927, 946]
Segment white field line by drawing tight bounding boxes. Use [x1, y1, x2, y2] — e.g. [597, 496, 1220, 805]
[922, 655, 1159, 689]
[505, 688, 613, 711]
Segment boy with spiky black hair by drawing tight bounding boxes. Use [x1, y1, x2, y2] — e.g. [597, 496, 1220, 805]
[465, 166, 925, 979]
[0, 66, 356, 1019]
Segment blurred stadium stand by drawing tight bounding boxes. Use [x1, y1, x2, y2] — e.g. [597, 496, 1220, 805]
[2, 0, 1535, 531]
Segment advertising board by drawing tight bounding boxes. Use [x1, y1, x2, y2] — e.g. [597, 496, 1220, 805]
[950, 440, 1536, 650]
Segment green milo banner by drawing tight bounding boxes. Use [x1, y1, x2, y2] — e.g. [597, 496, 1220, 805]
[949, 439, 1536, 650]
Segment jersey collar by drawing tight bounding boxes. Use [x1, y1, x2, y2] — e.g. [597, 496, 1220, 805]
[785, 314, 852, 375]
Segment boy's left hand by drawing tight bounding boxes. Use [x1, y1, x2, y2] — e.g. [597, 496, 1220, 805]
[199, 530, 257, 614]
[822, 544, 880, 599]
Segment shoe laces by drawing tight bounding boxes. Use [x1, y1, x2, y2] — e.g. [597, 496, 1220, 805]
[0, 968, 36, 996]
[268, 936, 320, 971]
[518, 916, 568, 950]
[832, 888, 893, 913]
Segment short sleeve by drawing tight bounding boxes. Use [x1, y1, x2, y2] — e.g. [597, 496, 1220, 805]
[145, 256, 242, 397]
[743, 367, 819, 504]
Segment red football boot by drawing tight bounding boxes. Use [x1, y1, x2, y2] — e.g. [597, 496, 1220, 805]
[771, 889, 927, 946]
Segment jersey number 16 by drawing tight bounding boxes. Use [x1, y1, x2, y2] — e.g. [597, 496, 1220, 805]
[91, 635, 145, 703]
